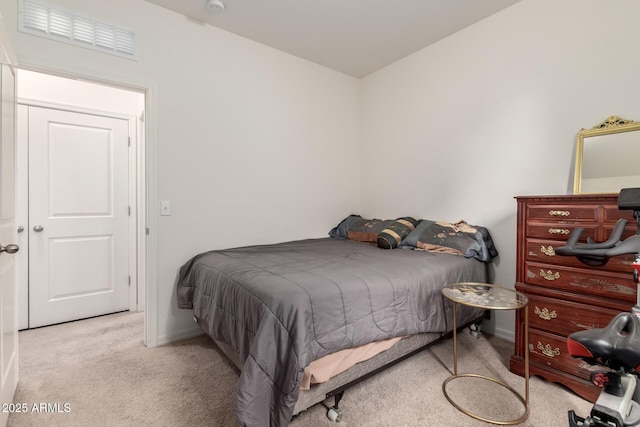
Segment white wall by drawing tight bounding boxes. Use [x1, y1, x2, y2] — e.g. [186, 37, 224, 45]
[360, 0, 640, 339]
[0, 0, 361, 344]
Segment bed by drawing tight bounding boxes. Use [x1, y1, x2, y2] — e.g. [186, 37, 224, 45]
[177, 216, 497, 426]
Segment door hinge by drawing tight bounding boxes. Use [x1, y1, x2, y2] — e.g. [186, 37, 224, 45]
[128, 136, 131, 147]
[128, 276, 131, 286]
[146, 227, 150, 235]
[128, 206, 131, 216]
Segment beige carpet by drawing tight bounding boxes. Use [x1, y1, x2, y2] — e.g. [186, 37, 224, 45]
[7, 312, 592, 426]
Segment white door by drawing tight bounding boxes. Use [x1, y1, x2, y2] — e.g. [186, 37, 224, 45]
[28, 106, 130, 328]
[0, 23, 18, 427]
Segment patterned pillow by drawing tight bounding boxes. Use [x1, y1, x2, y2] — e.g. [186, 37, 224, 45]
[329, 215, 394, 244]
[376, 217, 418, 249]
[328, 215, 362, 239]
[400, 219, 498, 262]
[347, 218, 396, 243]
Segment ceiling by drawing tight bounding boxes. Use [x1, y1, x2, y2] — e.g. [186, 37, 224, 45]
[145, 0, 521, 78]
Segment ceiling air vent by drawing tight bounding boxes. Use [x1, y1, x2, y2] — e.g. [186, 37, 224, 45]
[18, 0, 136, 60]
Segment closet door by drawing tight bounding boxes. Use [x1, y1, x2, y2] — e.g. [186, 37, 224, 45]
[27, 106, 130, 328]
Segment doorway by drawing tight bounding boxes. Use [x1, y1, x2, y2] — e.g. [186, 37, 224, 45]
[16, 69, 145, 329]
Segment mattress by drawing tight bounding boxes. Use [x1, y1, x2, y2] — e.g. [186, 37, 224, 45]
[178, 237, 488, 426]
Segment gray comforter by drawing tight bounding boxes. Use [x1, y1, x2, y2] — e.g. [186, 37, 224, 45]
[177, 238, 487, 426]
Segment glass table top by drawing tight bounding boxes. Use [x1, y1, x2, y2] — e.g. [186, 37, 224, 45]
[442, 282, 528, 310]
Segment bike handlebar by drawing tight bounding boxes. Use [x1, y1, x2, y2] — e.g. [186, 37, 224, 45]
[554, 218, 640, 266]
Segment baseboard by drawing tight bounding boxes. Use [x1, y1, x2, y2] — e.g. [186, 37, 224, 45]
[156, 325, 204, 346]
[491, 325, 515, 342]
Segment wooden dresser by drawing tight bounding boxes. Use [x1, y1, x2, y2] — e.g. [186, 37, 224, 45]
[509, 194, 637, 402]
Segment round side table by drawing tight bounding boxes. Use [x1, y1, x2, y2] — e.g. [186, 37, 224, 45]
[441, 282, 529, 425]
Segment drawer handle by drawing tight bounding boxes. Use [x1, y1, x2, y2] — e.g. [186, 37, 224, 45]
[548, 228, 570, 235]
[534, 306, 557, 320]
[540, 269, 560, 281]
[537, 342, 560, 358]
[548, 210, 570, 217]
[540, 245, 556, 256]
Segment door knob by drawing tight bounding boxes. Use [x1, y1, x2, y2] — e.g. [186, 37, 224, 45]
[33, 225, 44, 232]
[0, 243, 19, 254]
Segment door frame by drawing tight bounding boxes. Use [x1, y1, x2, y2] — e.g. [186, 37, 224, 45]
[0, 27, 18, 427]
[17, 100, 140, 326]
[15, 64, 158, 347]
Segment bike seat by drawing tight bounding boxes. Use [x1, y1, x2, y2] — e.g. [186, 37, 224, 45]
[567, 312, 640, 371]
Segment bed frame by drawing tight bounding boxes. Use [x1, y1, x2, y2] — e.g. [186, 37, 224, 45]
[200, 312, 488, 422]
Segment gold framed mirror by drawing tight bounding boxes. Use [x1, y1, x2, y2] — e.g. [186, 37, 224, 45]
[573, 116, 640, 194]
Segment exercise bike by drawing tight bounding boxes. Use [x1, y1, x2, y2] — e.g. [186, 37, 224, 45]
[554, 188, 640, 427]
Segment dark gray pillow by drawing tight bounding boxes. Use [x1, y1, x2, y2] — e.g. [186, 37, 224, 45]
[328, 215, 363, 239]
[400, 219, 498, 262]
[329, 215, 394, 244]
[399, 219, 435, 248]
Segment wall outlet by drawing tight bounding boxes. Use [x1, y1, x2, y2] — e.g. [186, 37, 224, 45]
[160, 200, 171, 216]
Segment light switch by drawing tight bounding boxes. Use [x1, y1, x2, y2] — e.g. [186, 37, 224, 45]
[160, 200, 171, 216]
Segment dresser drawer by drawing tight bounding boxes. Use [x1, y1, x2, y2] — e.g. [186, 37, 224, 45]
[526, 205, 599, 222]
[525, 238, 636, 273]
[527, 294, 619, 336]
[528, 329, 602, 380]
[525, 261, 637, 302]
[603, 222, 638, 241]
[603, 205, 637, 223]
[525, 222, 598, 240]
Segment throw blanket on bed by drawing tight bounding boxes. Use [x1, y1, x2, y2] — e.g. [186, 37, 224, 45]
[177, 238, 486, 426]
